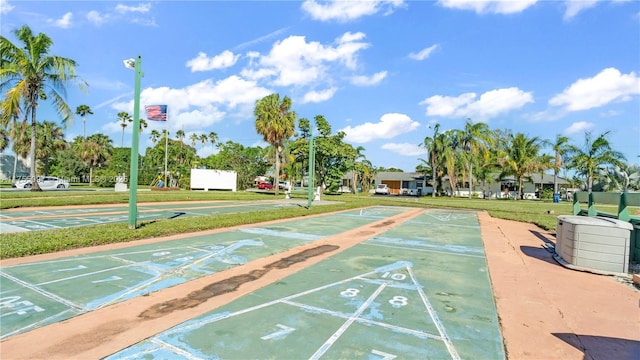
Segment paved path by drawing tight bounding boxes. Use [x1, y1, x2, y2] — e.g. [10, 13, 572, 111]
[479, 212, 639, 360]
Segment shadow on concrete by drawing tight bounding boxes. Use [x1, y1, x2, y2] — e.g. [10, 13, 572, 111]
[553, 333, 640, 360]
[520, 245, 558, 265]
[529, 229, 556, 246]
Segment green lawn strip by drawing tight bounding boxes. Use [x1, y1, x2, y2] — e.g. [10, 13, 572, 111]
[0, 190, 278, 209]
[0, 199, 368, 259]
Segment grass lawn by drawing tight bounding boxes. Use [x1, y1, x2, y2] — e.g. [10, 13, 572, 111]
[0, 189, 624, 260]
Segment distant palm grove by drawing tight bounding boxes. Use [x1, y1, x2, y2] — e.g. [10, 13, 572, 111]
[1, 25, 638, 194]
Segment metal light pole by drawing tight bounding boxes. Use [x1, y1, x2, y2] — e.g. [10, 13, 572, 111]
[124, 56, 142, 229]
[307, 128, 314, 208]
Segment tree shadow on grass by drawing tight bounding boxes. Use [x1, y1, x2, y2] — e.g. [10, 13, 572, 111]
[138, 212, 186, 227]
[553, 333, 640, 360]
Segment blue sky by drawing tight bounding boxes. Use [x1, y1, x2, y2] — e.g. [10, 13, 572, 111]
[1, 0, 639, 172]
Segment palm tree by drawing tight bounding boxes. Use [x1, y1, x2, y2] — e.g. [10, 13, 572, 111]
[351, 146, 366, 194]
[199, 133, 208, 149]
[254, 93, 296, 196]
[0, 126, 8, 153]
[567, 131, 626, 192]
[150, 129, 161, 144]
[118, 111, 132, 147]
[176, 129, 185, 146]
[72, 133, 112, 186]
[35, 121, 66, 175]
[551, 134, 571, 196]
[498, 133, 545, 200]
[0, 25, 83, 190]
[458, 119, 491, 198]
[423, 123, 440, 197]
[138, 118, 148, 133]
[208, 131, 218, 152]
[75, 104, 93, 139]
[190, 133, 199, 147]
[439, 130, 458, 197]
[9, 121, 28, 182]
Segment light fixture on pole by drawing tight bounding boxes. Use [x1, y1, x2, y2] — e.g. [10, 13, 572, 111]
[124, 56, 143, 229]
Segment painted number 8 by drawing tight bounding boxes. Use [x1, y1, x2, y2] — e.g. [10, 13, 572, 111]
[340, 288, 360, 297]
[389, 296, 408, 308]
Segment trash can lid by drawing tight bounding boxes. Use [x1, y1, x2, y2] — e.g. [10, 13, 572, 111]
[557, 215, 633, 230]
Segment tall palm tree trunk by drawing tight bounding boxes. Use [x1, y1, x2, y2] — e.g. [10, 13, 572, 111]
[431, 152, 436, 198]
[29, 107, 41, 191]
[468, 163, 473, 198]
[274, 147, 281, 196]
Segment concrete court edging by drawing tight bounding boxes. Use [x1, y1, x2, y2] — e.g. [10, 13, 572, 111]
[478, 211, 640, 360]
[0, 208, 425, 360]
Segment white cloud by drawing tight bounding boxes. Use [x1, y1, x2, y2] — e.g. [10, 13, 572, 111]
[0, 0, 14, 14]
[599, 109, 622, 117]
[86, 10, 108, 25]
[301, 88, 337, 103]
[381, 142, 427, 156]
[563, 0, 599, 20]
[115, 3, 151, 14]
[49, 12, 73, 28]
[437, 0, 538, 14]
[182, 76, 272, 109]
[341, 113, 420, 143]
[176, 108, 226, 131]
[111, 75, 272, 131]
[564, 121, 595, 134]
[421, 87, 534, 120]
[301, 0, 405, 22]
[548, 68, 640, 112]
[186, 50, 240, 72]
[351, 71, 387, 86]
[248, 32, 370, 87]
[409, 44, 439, 61]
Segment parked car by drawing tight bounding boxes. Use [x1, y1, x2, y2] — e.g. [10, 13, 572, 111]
[374, 183, 390, 195]
[257, 182, 274, 190]
[12, 176, 70, 190]
[278, 181, 291, 190]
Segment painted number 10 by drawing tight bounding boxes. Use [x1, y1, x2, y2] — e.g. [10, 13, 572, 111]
[381, 272, 406, 281]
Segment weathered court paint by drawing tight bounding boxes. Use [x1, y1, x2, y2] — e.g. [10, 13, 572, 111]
[0, 207, 409, 339]
[0, 200, 333, 233]
[107, 210, 504, 359]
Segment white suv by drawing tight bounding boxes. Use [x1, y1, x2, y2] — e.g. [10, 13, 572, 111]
[375, 184, 390, 195]
[12, 176, 69, 190]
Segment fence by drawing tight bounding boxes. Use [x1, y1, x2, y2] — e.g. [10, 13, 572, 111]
[572, 192, 640, 262]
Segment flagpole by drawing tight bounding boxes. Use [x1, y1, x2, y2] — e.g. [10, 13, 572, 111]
[164, 107, 169, 187]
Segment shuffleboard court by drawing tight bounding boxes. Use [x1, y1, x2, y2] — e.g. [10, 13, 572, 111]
[106, 209, 504, 359]
[0, 206, 410, 339]
[0, 199, 333, 233]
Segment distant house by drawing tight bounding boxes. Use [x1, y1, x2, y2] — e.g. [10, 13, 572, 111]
[362, 171, 568, 198]
[373, 171, 433, 196]
[440, 173, 569, 199]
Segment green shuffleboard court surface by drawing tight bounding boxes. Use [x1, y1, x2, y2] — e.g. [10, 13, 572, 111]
[107, 209, 504, 360]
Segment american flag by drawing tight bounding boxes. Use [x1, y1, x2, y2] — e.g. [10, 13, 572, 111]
[145, 105, 167, 121]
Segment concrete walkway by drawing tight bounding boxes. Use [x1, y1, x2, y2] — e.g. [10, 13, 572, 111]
[479, 212, 639, 360]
